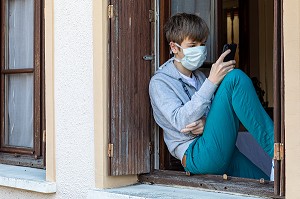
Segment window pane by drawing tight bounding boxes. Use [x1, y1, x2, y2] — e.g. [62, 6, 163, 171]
[171, 0, 215, 62]
[6, 0, 34, 69]
[4, 74, 34, 148]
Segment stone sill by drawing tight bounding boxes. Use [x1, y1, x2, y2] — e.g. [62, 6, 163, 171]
[87, 184, 265, 199]
[0, 164, 56, 193]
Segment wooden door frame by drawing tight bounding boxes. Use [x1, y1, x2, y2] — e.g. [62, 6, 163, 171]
[273, 0, 285, 196]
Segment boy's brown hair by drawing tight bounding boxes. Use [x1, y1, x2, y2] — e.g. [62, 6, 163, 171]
[164, 13, 209, 45]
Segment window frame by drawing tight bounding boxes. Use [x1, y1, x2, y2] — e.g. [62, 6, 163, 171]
[139, 0, 285, 198]
[0, 0, 45, 168]
[107, 0, 285, 196]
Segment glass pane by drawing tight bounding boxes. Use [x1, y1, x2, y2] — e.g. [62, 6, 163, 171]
[6, 0, 34, 69]
[171, 0, 215, 62]
[4, 74, 34, 148]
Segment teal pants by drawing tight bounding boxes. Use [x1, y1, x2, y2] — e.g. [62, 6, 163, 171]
[185, 69, 273, 179]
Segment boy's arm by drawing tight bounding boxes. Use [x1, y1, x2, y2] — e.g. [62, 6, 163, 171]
[149, 78, 217, 132]
[181, 117, 206, 135]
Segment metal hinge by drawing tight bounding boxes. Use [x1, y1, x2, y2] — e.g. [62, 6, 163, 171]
[149, 10, 155, 22]
[108, 5, 114, 19]
[108, 143, 114, 157]
[274, 143, 284, 160]
[43, 130, 46, 143]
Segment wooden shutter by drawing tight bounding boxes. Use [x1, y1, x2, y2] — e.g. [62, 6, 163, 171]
[273, 0, 285, 196]
[109, 0, 153, 175]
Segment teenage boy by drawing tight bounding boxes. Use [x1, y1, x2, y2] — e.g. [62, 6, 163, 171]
[149, 13, 274, 180]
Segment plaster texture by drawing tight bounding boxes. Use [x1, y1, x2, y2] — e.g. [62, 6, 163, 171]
[54, 0, 95, 198]
[0, 0, 95, 198]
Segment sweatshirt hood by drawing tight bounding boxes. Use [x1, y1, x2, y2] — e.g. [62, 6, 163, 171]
[155, 58, 203, 83]
[155, 58, 181, 80]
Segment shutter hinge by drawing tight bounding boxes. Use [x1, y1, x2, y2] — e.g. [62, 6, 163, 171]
[43, 130, 46, 143]
[274, 143, 284, 160]
[108, 143, 114, 157]
[149, 10, 155, 22]
[108, 5, 114, 19]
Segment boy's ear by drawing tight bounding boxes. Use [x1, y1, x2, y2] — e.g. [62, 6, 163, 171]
[169, 42, 179, 54]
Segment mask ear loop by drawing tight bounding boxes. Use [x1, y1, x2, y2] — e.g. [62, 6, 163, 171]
[170, 42, 183, 55]
[169, 42, 174, 55]
[174, 42, 183, 50]
[169, 42, 182, 62]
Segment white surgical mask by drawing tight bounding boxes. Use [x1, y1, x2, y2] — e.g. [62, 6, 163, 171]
[173, 43, 207, 71]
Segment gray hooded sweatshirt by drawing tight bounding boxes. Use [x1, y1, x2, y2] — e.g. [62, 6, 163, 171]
[149, 59, 218, 161]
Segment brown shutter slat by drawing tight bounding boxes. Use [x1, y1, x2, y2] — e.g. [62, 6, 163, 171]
[109, 0, 152, 175]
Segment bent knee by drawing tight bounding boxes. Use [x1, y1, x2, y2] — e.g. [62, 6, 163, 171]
[222, 69, 251, 85]
[226, 69, 246, 78]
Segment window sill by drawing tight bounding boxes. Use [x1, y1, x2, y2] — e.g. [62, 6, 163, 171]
[138, 170, 279, 198]
[87, 184, 265, 199]
[0, 164, 56, 193]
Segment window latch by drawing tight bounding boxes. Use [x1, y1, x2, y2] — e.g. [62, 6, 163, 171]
[143, 54, 155, 61]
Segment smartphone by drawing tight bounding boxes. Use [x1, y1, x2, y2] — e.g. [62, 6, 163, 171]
[222, 43, 237, 62]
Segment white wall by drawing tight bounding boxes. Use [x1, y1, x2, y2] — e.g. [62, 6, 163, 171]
[0, 0, 95, 198]
[54, 0, 95, 198]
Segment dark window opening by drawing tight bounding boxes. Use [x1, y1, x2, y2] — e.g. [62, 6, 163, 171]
[150, 0, 284, 197]
[159, 0, 274, 174]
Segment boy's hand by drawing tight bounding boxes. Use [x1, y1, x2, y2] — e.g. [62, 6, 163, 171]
[208, 49, 236, 85]
[181, 117, 206, 135]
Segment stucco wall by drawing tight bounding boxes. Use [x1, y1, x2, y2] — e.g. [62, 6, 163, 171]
[0, 0, 95, 198]
[284, 1, 300, 198]
[53, 0, 95, 198]
[0, 0, 299, 198]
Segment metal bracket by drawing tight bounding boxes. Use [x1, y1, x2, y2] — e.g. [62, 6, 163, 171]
[43, 130, 46, 143]
[274, 143, 284, 160]
[108, 143, 114, 157]
[149, 10, 155, 22]
[108, 5, 114, 19]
